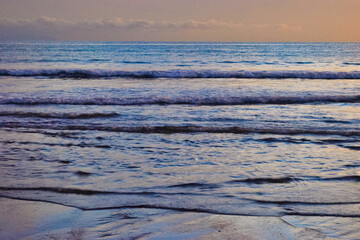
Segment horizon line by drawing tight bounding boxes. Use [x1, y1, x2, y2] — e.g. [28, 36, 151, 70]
[1, 40, 359, 44]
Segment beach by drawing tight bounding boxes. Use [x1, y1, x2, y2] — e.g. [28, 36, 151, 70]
[4, 196, 358, 239]
[0, 42, 359, 239]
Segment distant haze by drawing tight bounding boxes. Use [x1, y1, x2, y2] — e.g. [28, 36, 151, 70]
[1, 0, 359, 42]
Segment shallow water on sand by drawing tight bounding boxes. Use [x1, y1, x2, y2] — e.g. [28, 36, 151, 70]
[1, 197, 359, 239]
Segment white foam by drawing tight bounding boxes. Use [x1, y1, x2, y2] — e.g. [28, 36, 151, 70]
[1, 123, 359, 136]
[1, 69, 360, 79]
[1, 94, 359, 105]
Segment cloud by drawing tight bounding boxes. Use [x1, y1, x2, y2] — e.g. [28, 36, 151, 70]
[277, 24, 303, 32]
[0, 17, 243, 30]
[248, 24, 271, 29]
[0, 17, 303, 41]
[248, 23, 303, 33]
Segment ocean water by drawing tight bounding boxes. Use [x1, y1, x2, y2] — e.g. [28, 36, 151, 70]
[0, 42, 360, 238]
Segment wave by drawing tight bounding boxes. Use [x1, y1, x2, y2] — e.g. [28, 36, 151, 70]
[289, 61, 314, 65]
[1, 68, 360, 79]
[312, 175, 360, 182]
[0, 187, 118, 196]
[1, 94, 360, 105]
[249, 199, 360, 205]
[1, 176, 358, 196]
[227, 176, 360, 185]
[168, 183, 219, 188]
[343, 62, 360, 66]
[227, 177, 296, 184]
[1, 140, 112, 149]
[1, 194, 360, 217]
[0, 111, 119, 119]
[0, 187, 166, 196]
[342, 146, 360, 150]
[1, 124, 359, 136]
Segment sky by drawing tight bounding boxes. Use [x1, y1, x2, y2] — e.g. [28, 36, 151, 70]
[0, 0, 359, 42]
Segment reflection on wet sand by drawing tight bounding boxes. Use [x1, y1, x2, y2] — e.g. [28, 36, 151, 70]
[1, 197, 359, 239]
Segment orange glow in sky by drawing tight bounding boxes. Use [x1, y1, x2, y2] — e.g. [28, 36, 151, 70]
[0, 0, 359, 41]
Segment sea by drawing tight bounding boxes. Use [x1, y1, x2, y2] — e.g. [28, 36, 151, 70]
[0, 42, 359, 239]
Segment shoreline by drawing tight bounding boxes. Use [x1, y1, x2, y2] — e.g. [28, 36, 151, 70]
[2, 197, 358, 240]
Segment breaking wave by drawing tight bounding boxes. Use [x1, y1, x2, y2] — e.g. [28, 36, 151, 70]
[1, 95, 360, 105]
[0, 111, 119, 119]
[1, 68, 360, 79]
[1, 124, 359, 136]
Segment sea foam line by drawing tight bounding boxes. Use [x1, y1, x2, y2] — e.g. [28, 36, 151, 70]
[1, 69, 360, 79]
[1, 94, 359, 105]
[1, 124, 359, 136]
[0, 111, 119, 119]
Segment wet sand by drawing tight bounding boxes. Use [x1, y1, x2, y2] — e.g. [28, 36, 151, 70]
[2, 197, 359, 240]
